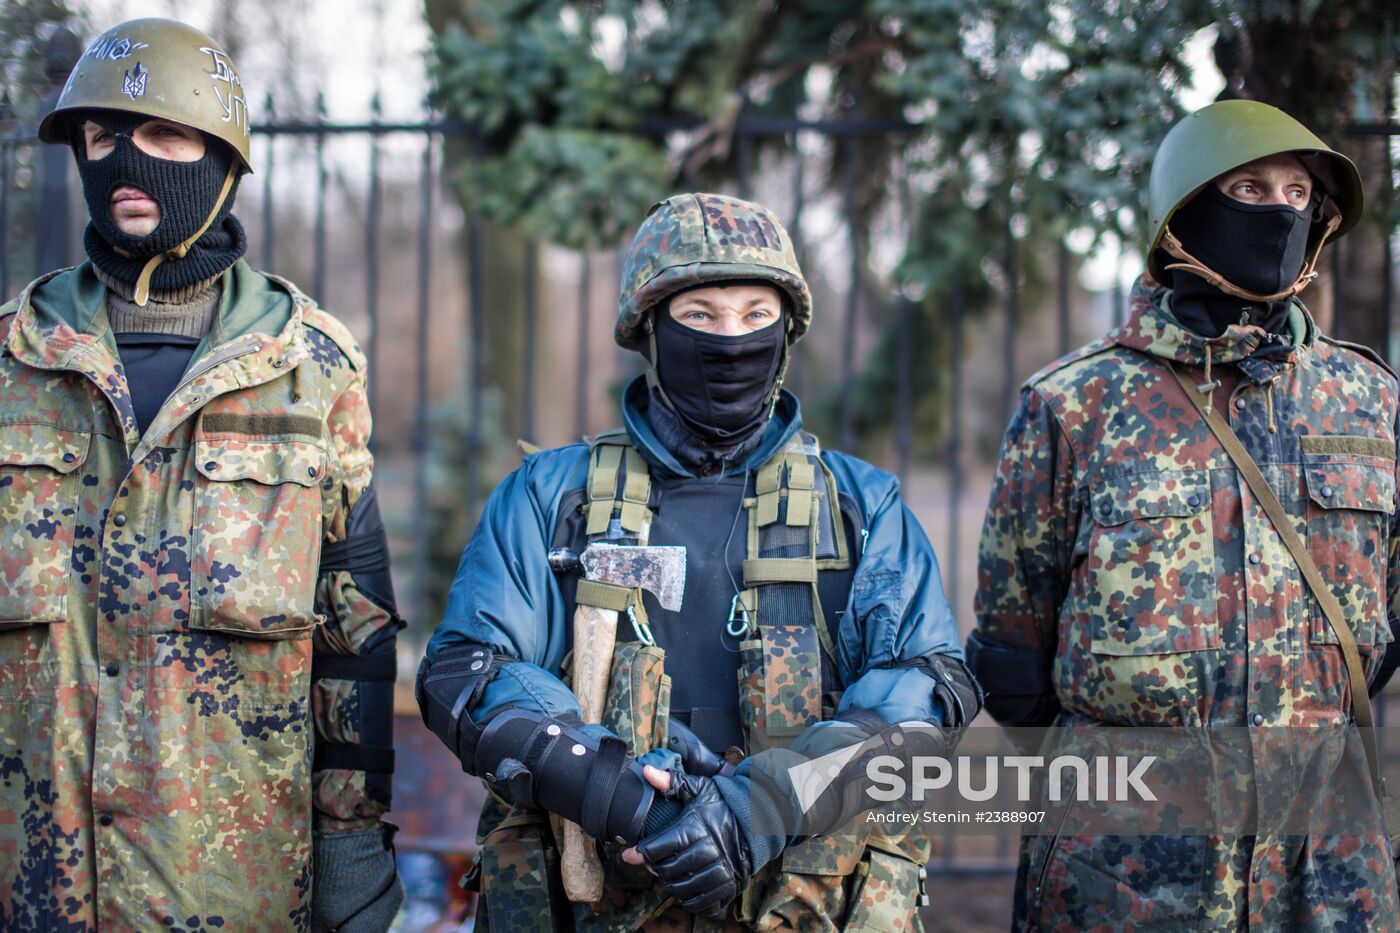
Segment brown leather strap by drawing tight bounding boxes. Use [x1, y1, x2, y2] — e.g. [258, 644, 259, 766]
[1159, 197, 1343, 304]
[1169, 363, 1385, 797]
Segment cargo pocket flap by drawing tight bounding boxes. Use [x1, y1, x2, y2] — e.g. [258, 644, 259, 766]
[1092, 472, 1210, 525]
[1305, 461, 1395, 514]
[195, 437, 326, 487]
[0, 423, 90, 474]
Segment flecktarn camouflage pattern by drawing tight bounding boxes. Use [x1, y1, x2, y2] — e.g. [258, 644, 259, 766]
[0, 260, 395, 930]
[976, 276, 1400, 930]
[615, 193, 812, 349]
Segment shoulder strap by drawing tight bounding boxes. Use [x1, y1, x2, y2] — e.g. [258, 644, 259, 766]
[583, 430, 652, 539]
[577, 431, 654, 639]
[1168, 363, 1385, 798]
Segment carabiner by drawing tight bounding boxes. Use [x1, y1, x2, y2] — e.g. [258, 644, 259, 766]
[628, 604, 656, 646]
[726, 593, 752, 638]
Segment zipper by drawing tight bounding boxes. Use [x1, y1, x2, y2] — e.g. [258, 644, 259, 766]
[126, 335, 265, 466]
[169, 335, 263, 401]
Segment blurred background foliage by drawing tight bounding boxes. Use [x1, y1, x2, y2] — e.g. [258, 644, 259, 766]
[425, 0, 1397, 453]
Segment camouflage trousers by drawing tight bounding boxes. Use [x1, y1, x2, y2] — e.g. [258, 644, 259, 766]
[473, 799, 927, 932]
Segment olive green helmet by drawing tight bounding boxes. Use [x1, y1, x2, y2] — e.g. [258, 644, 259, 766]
[1146, 99, 1361, 284]
[616, 193, 812, 349]
[38, 18, 252, 173]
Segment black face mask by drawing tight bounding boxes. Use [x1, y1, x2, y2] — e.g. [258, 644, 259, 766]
[1170, 184, 1314, 298]
[75, 110, 245, 292]
[652, 306, 786, 444]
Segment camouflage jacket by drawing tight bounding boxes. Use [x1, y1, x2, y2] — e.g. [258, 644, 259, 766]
[974, 278, 1400, 931]
[0, 261, 400, 931]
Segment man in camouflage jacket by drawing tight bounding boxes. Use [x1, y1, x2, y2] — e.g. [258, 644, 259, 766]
[0, 19, 403, 930]
[971, 101, 1400, 930]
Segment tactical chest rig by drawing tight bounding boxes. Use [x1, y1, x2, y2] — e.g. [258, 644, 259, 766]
[506, 430, 930, 931]
[575, 428, 851, 757]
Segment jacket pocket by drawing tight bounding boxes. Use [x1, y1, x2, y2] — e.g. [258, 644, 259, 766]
[1303, 459, 1395, 652]
[1086, 470, 1217, 655]
[190, 436, 327, 638]
[0, 423, 89, 627]
[843, 847, 921, 931]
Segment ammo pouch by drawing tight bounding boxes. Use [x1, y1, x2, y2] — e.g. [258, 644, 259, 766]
[747, 829, 928, 931]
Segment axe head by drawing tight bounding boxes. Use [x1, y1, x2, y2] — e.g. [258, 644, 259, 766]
[581, 543, 687, 612]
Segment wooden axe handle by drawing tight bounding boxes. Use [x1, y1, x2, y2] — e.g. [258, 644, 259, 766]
[561, 603, 619, 903]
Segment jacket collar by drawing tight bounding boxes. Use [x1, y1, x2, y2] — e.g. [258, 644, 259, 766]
[620, 375, 804, 479]
[1113, 275, 1314, 368]
[5, 260, 314, 455]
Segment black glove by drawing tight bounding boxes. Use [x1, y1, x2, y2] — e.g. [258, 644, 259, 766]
[311, 824, 404, 932]
[634, 773, 753, 919]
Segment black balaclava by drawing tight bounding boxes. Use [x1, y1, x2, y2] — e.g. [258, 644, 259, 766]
[1167, 184, 1313, 339]
[75, 110, 245, 294]
[650, 291, 786, 448]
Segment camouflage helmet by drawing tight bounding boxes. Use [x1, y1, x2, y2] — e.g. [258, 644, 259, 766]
[616, 193, 812, 349]
[38, 18, 252, 173]
[1147, 99, 1361, 283]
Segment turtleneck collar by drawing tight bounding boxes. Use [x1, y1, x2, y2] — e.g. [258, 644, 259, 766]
[1167, 266, 1293, 340]
[644, 383, 770, 475]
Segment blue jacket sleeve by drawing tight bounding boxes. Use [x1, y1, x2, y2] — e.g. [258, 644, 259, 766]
[824, 451, 961, 726]
[425, 450, 588, 722]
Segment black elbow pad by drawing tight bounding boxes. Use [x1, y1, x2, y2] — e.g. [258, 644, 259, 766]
[416, 643, 499, 766]
[965, 631, 1061, 728]
[473, 708, 657, 845]
[320, 482, 399, 618]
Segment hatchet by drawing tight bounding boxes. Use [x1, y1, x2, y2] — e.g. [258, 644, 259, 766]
[558, 542, 686, 903]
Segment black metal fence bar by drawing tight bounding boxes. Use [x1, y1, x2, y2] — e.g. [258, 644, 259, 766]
[465, 137, 487, 525]
[365, 94, 383, 437]
[413, 131, 435, 627]
[0, 143, 11, 302]
[1057, 241, 1071, 357]
[839, 136, 861, 451]
[522, 240, 539, 443]
[576, 254, 591, 438]
[261, 94, 276, 270]
[313, 93, 328, 310]
[1001, 216, 1018, 421]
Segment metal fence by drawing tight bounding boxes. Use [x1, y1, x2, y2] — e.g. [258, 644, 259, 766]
[2, 98, 1399, 879]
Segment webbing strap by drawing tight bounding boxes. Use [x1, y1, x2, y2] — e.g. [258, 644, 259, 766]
[785, 455, 815, 527]
[1169, 363, 1384, 797]
[755, 458, 784, 527]
[313, 651, 397, 682]
[586, 446, 624, 536]
[740, 434, 840, 667]
[580, 735, 628, 839]
[743, 558, 818, 585]
[585, 436, 652, 537]
[619, 447, 650, 532]
[314, 742, 396, 774]
[575, 579, 635, 612]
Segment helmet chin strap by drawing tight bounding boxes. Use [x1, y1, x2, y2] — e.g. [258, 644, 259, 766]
[1160, 196, 1343, 304]
[118, 162, 239, 307]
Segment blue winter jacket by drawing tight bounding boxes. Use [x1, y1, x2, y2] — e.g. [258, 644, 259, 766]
[426, 382, 963, 865]
[428, 382, 960, 716]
